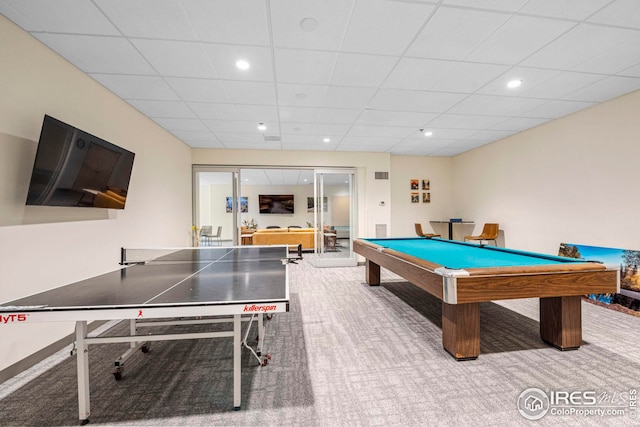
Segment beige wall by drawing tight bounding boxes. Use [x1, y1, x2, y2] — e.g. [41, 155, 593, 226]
[453, 89, 640, 254]
[0, 17, 192, 371]
[390, 156, 457, 238]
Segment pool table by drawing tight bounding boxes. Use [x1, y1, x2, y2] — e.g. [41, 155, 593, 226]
[354, 237, 619, 360]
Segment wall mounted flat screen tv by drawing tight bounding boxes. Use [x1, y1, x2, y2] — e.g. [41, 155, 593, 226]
[259, 194, 294, 214]
[26, 115, 135, 209]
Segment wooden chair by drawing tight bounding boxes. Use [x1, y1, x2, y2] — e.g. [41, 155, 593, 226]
[415, 223, 440, 238]
[464, 223, 499, 246]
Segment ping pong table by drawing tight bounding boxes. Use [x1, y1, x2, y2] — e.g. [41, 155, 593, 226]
[0, 245, 291, 425]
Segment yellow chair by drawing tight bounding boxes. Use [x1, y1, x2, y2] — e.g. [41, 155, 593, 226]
[415, 223, 440, 238]
[464, 223, 499, 246]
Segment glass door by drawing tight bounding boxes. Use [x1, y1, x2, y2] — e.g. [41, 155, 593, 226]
[192, 166, 240, 246]
[313, 168, 357, 267]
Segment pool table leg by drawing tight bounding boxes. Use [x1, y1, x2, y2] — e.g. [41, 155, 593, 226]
[365, 260, 381, 286]
[539, 296, 582, 350]
[442, 302, 480, 360]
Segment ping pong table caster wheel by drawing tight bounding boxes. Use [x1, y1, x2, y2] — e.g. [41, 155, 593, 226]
[141, 343, 150, 353]
[261, 354, 272, 366]
[112, 366, 123, 380]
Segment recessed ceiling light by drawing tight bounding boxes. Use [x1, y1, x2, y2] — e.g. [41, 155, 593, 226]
[295, 93, 307, 100]
[236, 60, 250, 70]
[507, 79, 522, 89]
[420, 128, 433, 137]
[257, 122, 266, 131]
[300, 17, 319, 32]
[323, 137, 331, 143]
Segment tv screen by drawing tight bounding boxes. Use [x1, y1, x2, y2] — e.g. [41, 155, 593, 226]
[259, 194, 294, 214]
[26, 115, 135, 209]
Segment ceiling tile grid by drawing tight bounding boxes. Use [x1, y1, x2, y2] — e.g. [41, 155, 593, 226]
[1, 0, 640, 156]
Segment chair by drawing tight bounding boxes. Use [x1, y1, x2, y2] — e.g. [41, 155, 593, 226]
[201, 226, 222, 246]
[199, 226, 212, 246]
[415, 223, 440, 238]
[266, 225, 281, 229]
[464, 223, 499, 246]
[323, 225, 337, 251]
[288, 225, 301, 228]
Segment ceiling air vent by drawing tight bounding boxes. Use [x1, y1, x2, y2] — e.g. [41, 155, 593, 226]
[263, 135, 281, 142]
[375, 171, 389, 180]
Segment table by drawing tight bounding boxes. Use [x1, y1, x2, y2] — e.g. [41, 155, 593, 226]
[354, 237, 619, 360]
[430, 220, 474, 240]
[0, 246, 291, 424]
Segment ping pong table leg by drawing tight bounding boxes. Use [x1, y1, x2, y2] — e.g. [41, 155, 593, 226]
[75, 321, 91, 424]
[257, 314, 264, 355]
[233, 314, 241, 410]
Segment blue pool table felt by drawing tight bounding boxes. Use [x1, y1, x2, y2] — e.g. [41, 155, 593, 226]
[363, 238, 586, 270]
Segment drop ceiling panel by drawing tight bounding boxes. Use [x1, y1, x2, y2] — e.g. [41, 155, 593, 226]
[518, 71, 605, 100]
[132, 39, 218, 79]
[347, 125, 414, 138]
[331, 53, 398, 87]
[204, 44, 274, 81]
[369, 89, 467, 112]
[35, 34, 155, 74]
[277, 84, 327, 107]
[522, 100, 597, 119]
[153, 118, 209, 132]
[220, 81, 277, 105]
[383, 58, 458, 91]
[342, 0, 435, 55]
[522, 24, 637, 71]
[274, 49, 338, 85]
[588, 0, 640, 29]
[95, 0, 198, 40]
[406, 7, 510, 60]
[183, 0, 271, 45]
[442, 0, 528, 12]
[448, 94, 547, 116]
[90, 74, 180, 100]
[426, 113, 509, 129]
[466, 15, 576, 64]
[324, 86, 378, 109]
[518, 0, 612, 20]
[356, 110, 438, 127]
[191, 103, 278, 122]
[430, 62, 510, 93]
[128, 100, 196, 119]
[269, 0, 355, 50]
[165, 78, 228, 103]
[0, 0, 119, 34]
[563, 76, 640, 102]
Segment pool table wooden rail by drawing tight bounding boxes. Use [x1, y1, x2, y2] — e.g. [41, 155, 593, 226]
[354, 238, 620, 360]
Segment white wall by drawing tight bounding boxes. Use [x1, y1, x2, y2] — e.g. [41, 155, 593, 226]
[453, 89, 640, 255]
[0, 17, 192, 371]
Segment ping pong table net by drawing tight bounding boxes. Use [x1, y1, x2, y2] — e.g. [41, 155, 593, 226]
[121, 245, 302, 266]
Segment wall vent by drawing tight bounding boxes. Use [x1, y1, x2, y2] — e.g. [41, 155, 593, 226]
[263, 135, 281, 142]
[375, 224, 387, 238]
[374, 171, 389, 180]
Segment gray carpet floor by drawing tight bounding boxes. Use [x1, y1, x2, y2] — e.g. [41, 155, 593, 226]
[1, 254, 639, 426]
